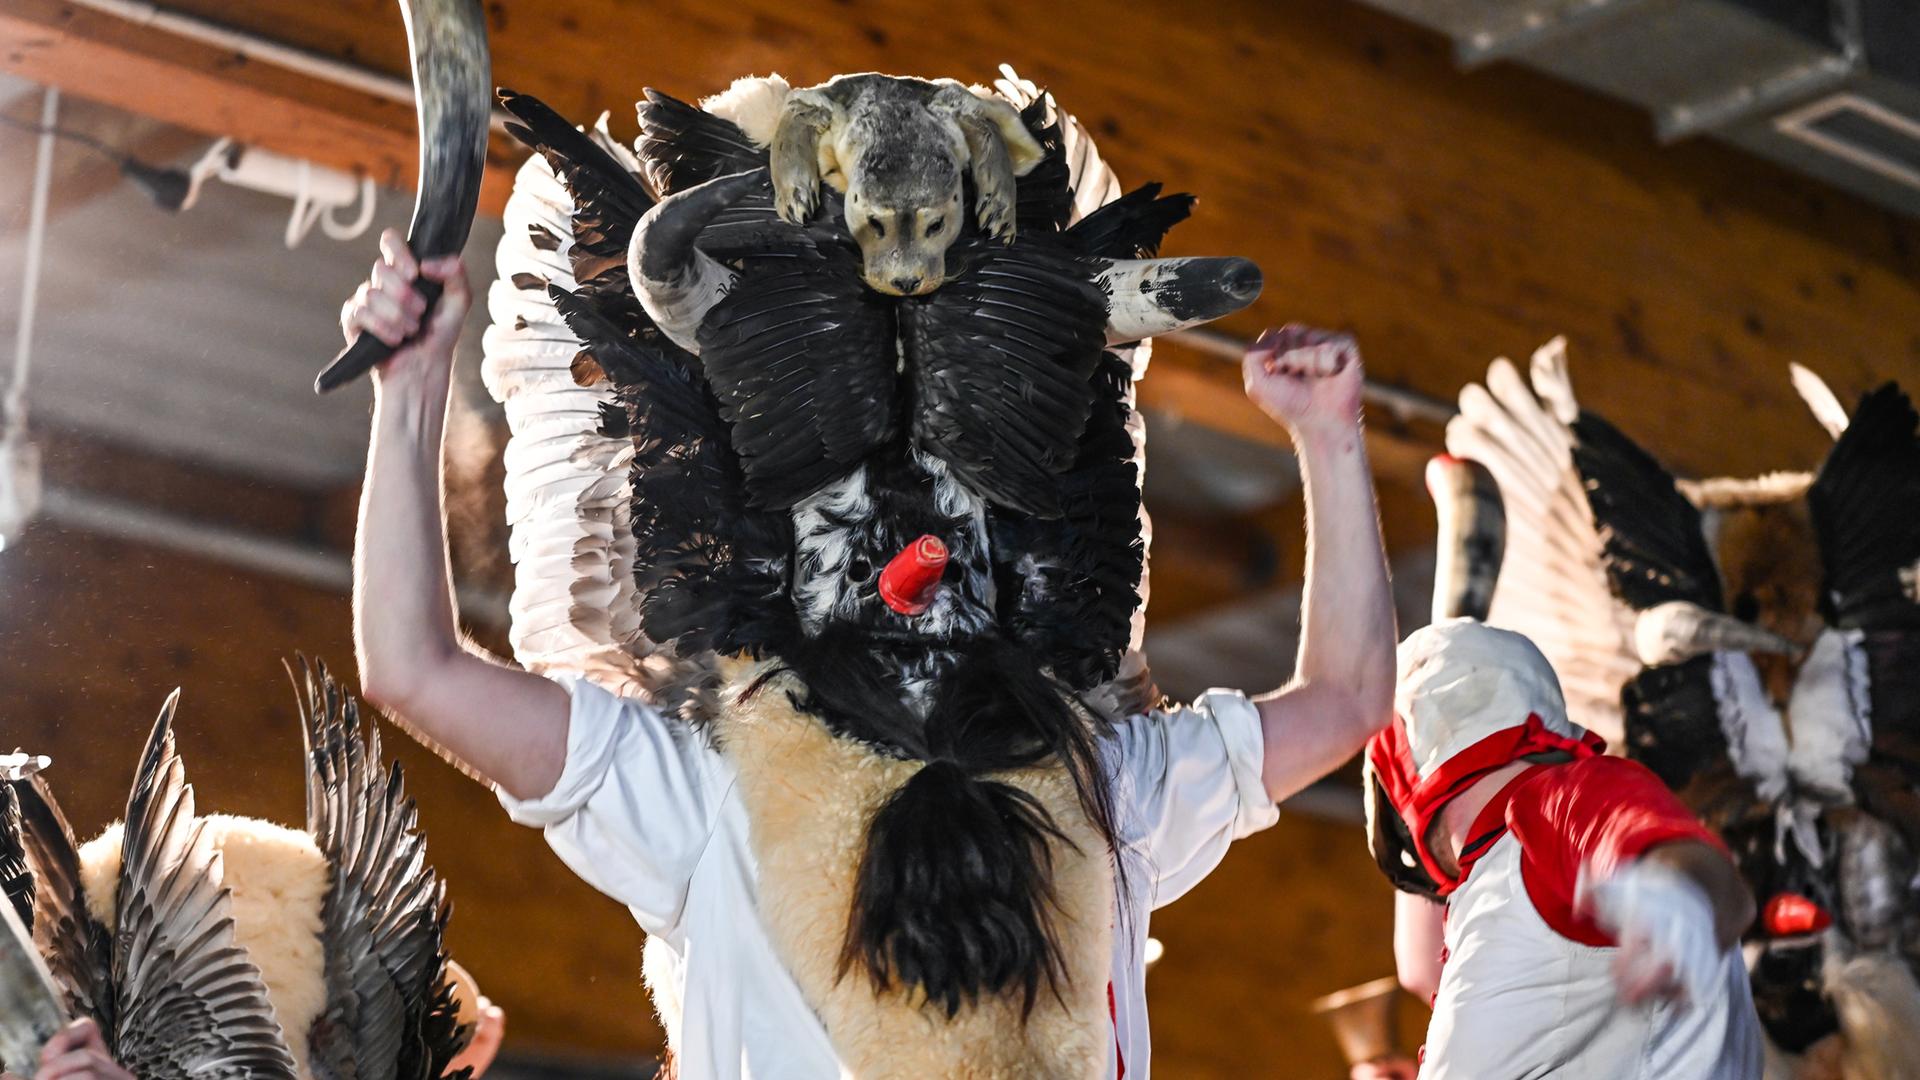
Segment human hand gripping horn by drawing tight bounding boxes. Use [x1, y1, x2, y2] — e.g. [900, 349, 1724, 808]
[314, 0, 491, 393]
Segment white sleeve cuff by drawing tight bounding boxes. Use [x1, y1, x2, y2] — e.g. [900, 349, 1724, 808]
[1196, 687, 1281, 840]
[495, 674, 624, 826]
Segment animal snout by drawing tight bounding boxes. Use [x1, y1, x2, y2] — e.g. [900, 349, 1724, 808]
[892, 275, 923, 295]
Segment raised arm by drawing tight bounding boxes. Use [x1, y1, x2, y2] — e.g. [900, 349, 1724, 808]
[1241, 326, 1397, 802]
[348, 228, 568, 800]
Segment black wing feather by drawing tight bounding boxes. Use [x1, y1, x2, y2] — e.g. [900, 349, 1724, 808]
[990, 352, 1143, 689]
[557, 285, 794, 656]
[696, 252, 900, 510]
[13, 776, 110, 1027]
[1062, 182, 1195, 259]
[1571, 412, 1723, 610]
[110, 693, 297, 1079]
[299, 659, 469, 1080]
[1013, 95, 1073, 237]
[903, 240, 1107, 517]
[1809, 383, 1920, 631]
[499, 89, 654, 297]
[1810, 383, 1920, 842]
[637, 89, 771, 199]
[0, 780, 29, 932]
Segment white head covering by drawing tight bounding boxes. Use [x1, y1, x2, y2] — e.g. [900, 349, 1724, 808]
[1394, 618, 1577, 779]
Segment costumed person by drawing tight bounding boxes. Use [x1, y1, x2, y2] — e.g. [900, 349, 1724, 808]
[1365, 619, 1763, 1079]
[1438, 340, 1920, 1078]
[0, 663, 480, 1080]
[342, 69, 1396, 1080]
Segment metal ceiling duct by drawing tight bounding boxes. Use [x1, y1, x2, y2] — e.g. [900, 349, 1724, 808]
[1353, 0, 1920, 216]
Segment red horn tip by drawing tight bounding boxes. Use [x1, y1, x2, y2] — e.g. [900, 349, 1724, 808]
[880, 534, 949, 616]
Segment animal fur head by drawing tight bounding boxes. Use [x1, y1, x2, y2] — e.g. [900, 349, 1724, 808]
[771, 74, 1045, 296]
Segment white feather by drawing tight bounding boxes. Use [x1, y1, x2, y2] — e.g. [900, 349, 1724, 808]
[1790, 363, 1851, 440]
[1711, 651, 1791, 802]
[480, 153, 662, 698]
[1786, 628, 1872, 801]
[1444, 341, 1639, 747]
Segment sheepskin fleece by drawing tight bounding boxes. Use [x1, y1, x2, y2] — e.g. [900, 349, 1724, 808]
[699, 75, 791, 148]
[78, 815, 329, 1078]
[1825, 948, 1920, 1080]
[716, 662, 1114, 1079]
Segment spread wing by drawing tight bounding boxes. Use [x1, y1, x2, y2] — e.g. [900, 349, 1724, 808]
[110, 692, 297, 1079]
[483, 97, 671, 699]
[1808, 383, 1920, 843]
[12, 773, 110, 1026]
[0, 775, 30, 931]
[695, 249, 900, 510]
[903, 240, 1108, 517]
[1442, 340, 1641, 744]
[637, 89, 770, 198]
[299, 659, 468, 1080]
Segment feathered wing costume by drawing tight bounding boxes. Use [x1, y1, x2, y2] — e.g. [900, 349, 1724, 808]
[1440, 339, 1920, 1077]
[478, 70, 1260, 1072]
[0, 663, 471, 1079]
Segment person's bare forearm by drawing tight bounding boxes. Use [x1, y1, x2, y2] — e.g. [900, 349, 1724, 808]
[345, 234, 568, 800]
[356, 376, 461, 710]
[1291, 422, 1396, 726]
[1392, 890, 1445, 1001]
[1243, 327, 1397, 800]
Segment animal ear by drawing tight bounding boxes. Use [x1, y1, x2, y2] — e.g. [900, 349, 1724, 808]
[935, 88, 1042, 244]
[770, 89, 839, 226]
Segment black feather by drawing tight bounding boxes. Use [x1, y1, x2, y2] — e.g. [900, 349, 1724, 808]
[498, 89, 653, 296]
[13, 775, 110, 1028]
[1063, 183, 1196, 259]
[637, 89, 771, 199]
[1571, 411, 1723, 610]
[696, 251, 901, 510]
[991, 353, 1143, 689]
[902, 238, 1108, 517]
[0, 782, 29, 932]
[1809, 382, 1920, 630]
[1012, 95, 1073, 237]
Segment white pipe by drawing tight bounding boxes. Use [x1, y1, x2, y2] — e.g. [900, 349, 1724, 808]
[38, 485, 510, 628]
[63, 0, 511, 133]
[6, 87, 58, 431]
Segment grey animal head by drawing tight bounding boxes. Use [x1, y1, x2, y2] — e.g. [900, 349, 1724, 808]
[772, 75, 1044, 296]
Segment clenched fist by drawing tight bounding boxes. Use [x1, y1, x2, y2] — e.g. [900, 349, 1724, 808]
[341, 228, 472, 393]
[1243, 324, 1365, 440]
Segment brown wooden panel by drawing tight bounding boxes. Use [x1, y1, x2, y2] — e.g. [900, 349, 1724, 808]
[128, 0, 1920, 483]
[0, 0, 520, 213]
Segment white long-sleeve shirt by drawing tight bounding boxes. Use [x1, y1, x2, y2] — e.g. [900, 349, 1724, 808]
[498, 676, 1279, 1080]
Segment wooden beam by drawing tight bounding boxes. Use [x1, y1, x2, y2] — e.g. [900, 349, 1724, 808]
[0, 0, 519, 213]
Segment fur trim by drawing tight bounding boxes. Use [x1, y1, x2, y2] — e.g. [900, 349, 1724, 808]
[1824, 947, 1920, 1080]
[717, 662, 1113, 1078]
[76, 822, 122, 928]
[699, 75, 791, 147]
[1678, 472, 1813, 509]
[78, 816, 330, 1079]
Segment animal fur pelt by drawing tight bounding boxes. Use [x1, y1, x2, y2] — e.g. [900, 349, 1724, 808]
[720, 661, 1113, 1079]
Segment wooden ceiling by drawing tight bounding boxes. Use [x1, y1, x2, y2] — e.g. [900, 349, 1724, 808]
[7, 0, 1917, 497]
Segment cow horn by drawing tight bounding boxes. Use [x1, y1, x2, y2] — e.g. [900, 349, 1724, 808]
[628, 168, 763, 353]
[1099, 256, 1262, 344]
[1633, 600, 1802, 667]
